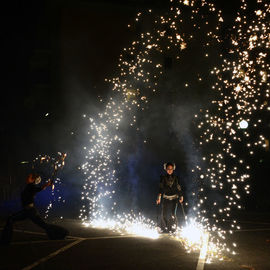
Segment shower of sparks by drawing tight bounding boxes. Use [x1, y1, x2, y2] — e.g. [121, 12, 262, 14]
[81, 0, 222, 222]
[32, 152, 67, 218]
[84, 211, 159, 239]
[80, 0, 269, 262]
[191, 0, 270, 258]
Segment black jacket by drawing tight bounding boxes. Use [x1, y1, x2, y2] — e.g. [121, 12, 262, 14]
[21, 183, 43, 207]
[158, 174, 183, 197]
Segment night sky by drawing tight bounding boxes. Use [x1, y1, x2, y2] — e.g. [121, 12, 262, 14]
[1, 0, 269, 217]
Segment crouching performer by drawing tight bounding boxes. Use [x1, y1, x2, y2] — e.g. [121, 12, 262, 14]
[156, 162, 183, 233]
[1, 173, 68, 245]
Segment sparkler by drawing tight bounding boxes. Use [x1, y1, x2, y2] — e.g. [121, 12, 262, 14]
[80, 0, 269, 262]
[32, 152, 67, 218]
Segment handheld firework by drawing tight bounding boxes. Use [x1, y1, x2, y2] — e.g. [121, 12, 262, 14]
[50, 152, 67, 190]
[32, 152, 67, 189]
[31, 152, 67, 218]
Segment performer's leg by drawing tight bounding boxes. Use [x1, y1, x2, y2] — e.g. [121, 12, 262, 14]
[170, 200, 178, 232]
[167, 200, 178, 232]
[166, 200, 173, 232]
[161, 199, 169, 232]
[1, 210, 28, 245]
[28, 208, 48, 230]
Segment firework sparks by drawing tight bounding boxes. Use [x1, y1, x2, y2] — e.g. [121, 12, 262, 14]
[80, 0, 269, 262]
[191, 0, 270, 258]
[32, 152, 67, 218]
[84, 212, 159, 239]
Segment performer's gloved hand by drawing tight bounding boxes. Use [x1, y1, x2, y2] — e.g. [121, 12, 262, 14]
[47, 179, 53, 186]
[42, 179, 53, 189]
[156, 194, 161, 205]
[179, 196, 184, 204]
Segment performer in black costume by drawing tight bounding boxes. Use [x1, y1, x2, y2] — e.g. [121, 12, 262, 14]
[1, 173, 68, 245]
[156, 162, 184, 233]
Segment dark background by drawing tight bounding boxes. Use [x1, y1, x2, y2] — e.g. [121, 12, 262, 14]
[0, 0, 269, 219]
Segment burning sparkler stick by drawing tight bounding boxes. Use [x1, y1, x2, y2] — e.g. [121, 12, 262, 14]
[32, 152, 67, 189]
[32, 152, 67, 218]
[50, 152, 67, 190]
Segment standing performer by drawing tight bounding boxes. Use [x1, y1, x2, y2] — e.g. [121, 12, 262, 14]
[156, 162, 184, 233]
[0, 173, 67, 245]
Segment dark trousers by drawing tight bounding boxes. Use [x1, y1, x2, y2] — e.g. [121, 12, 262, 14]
[161, 198, 178, 232]
[1, 207, 48, 244]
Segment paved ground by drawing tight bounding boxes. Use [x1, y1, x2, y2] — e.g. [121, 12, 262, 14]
[0, 213, 270, 270]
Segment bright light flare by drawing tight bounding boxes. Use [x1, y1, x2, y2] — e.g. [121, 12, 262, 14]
[178, 219, 207, 250]
[239, 120, 249, 129]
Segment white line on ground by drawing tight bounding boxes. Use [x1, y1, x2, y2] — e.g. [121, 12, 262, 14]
[5, 227, 143, 238]
[1, 227, 151, 242]
[13, 229, 45, 236]
[21, 238, 84, 270]
[83, 235, 138, 240]
[12, 239, 74, 245]
[19, 234, 140, 270]
[11, 228, 83, 240]
[196, 232, 209, 270]
[7, 228, 134, 240]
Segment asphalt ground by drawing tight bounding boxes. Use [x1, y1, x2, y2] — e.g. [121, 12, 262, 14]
[0, 214, 270, 270]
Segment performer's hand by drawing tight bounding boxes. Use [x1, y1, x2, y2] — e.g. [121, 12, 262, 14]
[156, 198, 161, 205]
[179, 196, 184, 204]
[43, 180, 53, 189]
[47, 179, 53, 186]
